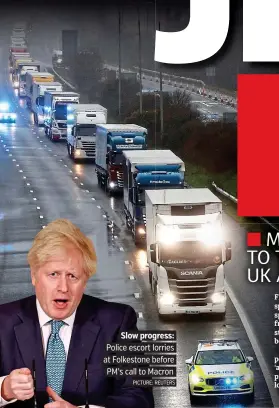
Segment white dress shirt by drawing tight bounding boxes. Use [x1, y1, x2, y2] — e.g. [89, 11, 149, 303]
[0, 299, 103, 408]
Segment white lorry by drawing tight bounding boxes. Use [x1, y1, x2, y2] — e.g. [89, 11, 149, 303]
[67, 104, 107, 160]
[31, 82, 63, 126]
[145, 188, 232, 318]
[25, 72, 55, 106]
[44, 91, 80, 141]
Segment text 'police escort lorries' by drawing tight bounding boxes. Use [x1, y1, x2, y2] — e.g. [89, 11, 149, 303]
[106, 343, 176, 353]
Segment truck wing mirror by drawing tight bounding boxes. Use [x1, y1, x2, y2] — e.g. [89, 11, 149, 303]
[225, 241, 232, 262]
[246, 356, 254, 362]
[150, 243, 157, 264]
[106, 155, 109, 164]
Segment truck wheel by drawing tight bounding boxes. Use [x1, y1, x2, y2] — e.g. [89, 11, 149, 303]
[45, 127, 48, 136]
[155, 285, 161, 311]
[215, 311, 226, 320]
[148, 269, 152, 286]
[70, 146, 75, 160]
[67, 143, 71, 157]
[33, 113, 38, 125]
[106, 178, 112, 196]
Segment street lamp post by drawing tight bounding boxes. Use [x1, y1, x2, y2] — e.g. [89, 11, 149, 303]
[138, 5, 143, 114]
[159, 21, 164, 142]
[118, 5, 122, 120]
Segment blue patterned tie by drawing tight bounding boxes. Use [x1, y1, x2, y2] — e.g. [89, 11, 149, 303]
[46, 320, 66, 397]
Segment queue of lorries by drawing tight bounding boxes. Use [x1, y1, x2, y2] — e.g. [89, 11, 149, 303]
[6, 23, 256, 403]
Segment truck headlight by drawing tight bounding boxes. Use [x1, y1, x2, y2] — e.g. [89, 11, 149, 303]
[67, 114, 74, 120]
[14, 81, 19, 88]
[109, 181, 116, 189]
[211, 292, 225, 304]
[137, 227, 146, 235]
[191, 375, 204, 384]
[159, 293, 175, 305]
[75, 149, 81, 156]
[196, 223, 223, 245]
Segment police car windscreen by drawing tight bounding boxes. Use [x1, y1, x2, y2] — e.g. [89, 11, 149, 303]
[195, 350, 244, 365]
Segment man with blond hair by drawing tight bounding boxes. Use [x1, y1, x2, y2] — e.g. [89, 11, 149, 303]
[0, 219, 154, 408]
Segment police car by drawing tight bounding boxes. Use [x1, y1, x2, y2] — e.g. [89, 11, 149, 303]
[186, 339, 254, 404]
[0, 102, 16, 123]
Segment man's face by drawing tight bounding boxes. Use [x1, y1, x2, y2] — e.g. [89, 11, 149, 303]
[31, 246, 88, 319]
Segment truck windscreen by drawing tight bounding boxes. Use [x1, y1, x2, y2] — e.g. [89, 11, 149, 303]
[76, 126, 96, 136]
[137, 185, 179, 205]
[20, 74, 26, 81]
[159, 241, 222, 268]
[110, 152, 124, 165]
[55, 102, 78, 120]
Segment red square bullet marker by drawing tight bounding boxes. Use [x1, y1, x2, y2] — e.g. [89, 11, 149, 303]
[247, 232, 261, 247]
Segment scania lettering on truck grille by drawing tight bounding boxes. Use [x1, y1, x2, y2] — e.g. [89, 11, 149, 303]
[180, 271, 203, 276]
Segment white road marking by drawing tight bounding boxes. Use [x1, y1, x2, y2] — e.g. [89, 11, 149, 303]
[226, 282, 279, 406]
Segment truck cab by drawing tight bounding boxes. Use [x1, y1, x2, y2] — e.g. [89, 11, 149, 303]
[95, 124, 147, 195]
[67, 104, 107, 160]
[44, 92, 80, 141]
[31, 82, 63, 126]
[123, 150, 185, 244]
[145, 188, 232, 318]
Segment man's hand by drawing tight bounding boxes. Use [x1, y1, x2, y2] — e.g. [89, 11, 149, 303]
[44, 387, 77, 408]
[1, 368, 34, 401]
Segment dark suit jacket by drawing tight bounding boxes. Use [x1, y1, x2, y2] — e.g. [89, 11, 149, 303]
[0, 295, 154, 408]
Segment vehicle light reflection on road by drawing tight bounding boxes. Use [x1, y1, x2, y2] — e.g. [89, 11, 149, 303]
[110, 197, 115, 211]
[19, 98, 25, 107]
[74, 164, 83, 176]
[135, 249, 147, 271]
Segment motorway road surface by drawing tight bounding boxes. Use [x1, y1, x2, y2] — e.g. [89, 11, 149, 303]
[0, 24, 277, 408]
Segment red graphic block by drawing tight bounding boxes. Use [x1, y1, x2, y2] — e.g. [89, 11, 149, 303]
[247, 232, 261, 247]
[238, 74, 279, 216]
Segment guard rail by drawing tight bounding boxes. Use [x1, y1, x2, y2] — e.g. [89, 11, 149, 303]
[211, 182, 279, 232]
[104, 63, 237, 109]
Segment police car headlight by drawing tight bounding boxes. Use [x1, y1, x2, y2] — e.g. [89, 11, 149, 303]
[160, 293, 175, 306]
[240, 374, 252, 381]
[191, 375, 204, 384]
[211, 292, 225, 304]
